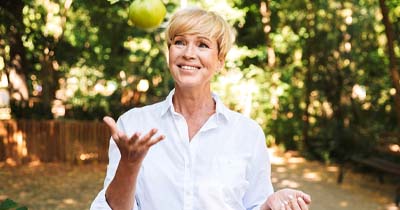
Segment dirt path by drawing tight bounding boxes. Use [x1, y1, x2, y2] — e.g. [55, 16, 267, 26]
[270, 147, 399, 210]
[0, 162, 106, 210]
[0, 148, 399, 210]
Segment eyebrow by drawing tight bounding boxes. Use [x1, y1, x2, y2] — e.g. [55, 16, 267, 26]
[197, 36, 213, 43]
[174, 34, 213, 42]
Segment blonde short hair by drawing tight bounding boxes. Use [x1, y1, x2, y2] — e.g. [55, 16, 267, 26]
[166, 7, 235, 60]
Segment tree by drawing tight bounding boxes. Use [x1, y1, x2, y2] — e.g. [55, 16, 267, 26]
[379, 0, 400, 127]
[0, 0, 29, 105]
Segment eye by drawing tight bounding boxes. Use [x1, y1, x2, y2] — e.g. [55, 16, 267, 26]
[199, 42, 209, 48]
[174, 40, 185, 46]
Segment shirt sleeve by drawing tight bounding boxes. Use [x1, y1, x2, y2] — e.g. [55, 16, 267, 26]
[243, 127, 274, 210]
[90, 118, 139, 210]
[89, 136, 120, 210]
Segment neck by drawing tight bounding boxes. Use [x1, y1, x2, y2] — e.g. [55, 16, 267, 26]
[173, 86, 215, 116]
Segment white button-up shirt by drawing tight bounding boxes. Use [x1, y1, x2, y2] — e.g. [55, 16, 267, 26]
[91, 90, 274, 210]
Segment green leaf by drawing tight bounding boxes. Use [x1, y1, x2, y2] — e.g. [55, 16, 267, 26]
[0, 199, 17, 210]
[107, 0, 120, 4]
[107, 0, 131, 4]
[16, 207, 28, 210]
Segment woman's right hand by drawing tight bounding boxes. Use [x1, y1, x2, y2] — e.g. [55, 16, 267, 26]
[103, 116, 165, 165]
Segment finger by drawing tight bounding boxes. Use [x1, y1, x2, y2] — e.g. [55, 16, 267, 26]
[299, 193, 311, 204]
[138, 128, 158, 145]
[297, 197, 309, 210]
[289, 196, 301, 210]
[279, 199, 289, 210]
[284, 201, 290, 210]
[127, 132, 142, 145]
[103, 116, 120, 140]
[266, 198, 280, 210]
[279, 202, 286, 210]
[147, 135, 165, 147]
[118, 131, 131, 143]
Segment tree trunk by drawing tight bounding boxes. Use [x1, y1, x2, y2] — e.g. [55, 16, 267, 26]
[379, 0, 400, 126]
[260, 0, 275, 67]
[301, 1, 316, 152]
[0, 0, 30, 103]
[38, 0, 72, 117]
[39, 51, 57, 115]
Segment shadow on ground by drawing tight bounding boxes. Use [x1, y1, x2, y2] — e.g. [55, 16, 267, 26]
[270, 147, 399, 210]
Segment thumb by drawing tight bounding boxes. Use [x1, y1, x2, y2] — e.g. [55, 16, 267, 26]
[103, 116, 120, 141]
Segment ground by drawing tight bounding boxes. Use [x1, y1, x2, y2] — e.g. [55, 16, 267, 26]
[270, 147, 399, 210]
[0, 147, 399, 210]
[0, 162, 105, 210]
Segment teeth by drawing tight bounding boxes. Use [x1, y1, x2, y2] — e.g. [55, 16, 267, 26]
[180, 65, 198, 70]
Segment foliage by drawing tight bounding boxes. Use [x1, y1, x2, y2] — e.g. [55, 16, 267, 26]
[230, 0, 400, 161]
[0, 199, 27, 210]
[1, 0, 399, 162]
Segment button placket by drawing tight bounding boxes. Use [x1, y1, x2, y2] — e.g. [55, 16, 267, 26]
[183, 146, 194, 210]
[173, 113, 193, 210]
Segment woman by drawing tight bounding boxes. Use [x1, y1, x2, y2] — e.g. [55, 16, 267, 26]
[91, 7, 311, 210]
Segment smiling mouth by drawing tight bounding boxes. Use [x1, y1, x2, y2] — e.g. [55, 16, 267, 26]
[178, 65, 200, 70]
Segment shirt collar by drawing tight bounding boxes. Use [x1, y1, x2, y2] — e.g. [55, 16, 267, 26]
[160, 89, 230, 122]
[160, 89, 175, 117]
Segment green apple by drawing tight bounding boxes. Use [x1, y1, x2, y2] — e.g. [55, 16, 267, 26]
[128, 0, 166, 30]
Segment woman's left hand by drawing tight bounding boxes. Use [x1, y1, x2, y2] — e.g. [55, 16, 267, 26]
[261, 188, 311, 210]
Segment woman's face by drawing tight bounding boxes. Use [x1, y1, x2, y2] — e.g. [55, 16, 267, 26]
[168, 33, 224, 89]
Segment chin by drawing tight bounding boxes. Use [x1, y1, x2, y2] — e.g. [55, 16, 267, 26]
[176, 83, 199, 89]
[175, 80, 204, 88]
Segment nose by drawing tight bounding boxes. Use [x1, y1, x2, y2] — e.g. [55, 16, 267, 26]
[183, 44, 196, 59]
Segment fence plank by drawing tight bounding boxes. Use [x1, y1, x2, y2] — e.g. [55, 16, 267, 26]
[0, 120, 110, 164]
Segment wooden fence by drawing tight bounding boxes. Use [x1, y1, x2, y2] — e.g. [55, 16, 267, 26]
[0, 120, 111, 164]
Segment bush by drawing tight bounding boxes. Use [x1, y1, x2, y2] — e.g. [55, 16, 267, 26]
[0, 199, 27, 210]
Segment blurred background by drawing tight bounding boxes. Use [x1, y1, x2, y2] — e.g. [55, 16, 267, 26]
[0, 0, 399, 209]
